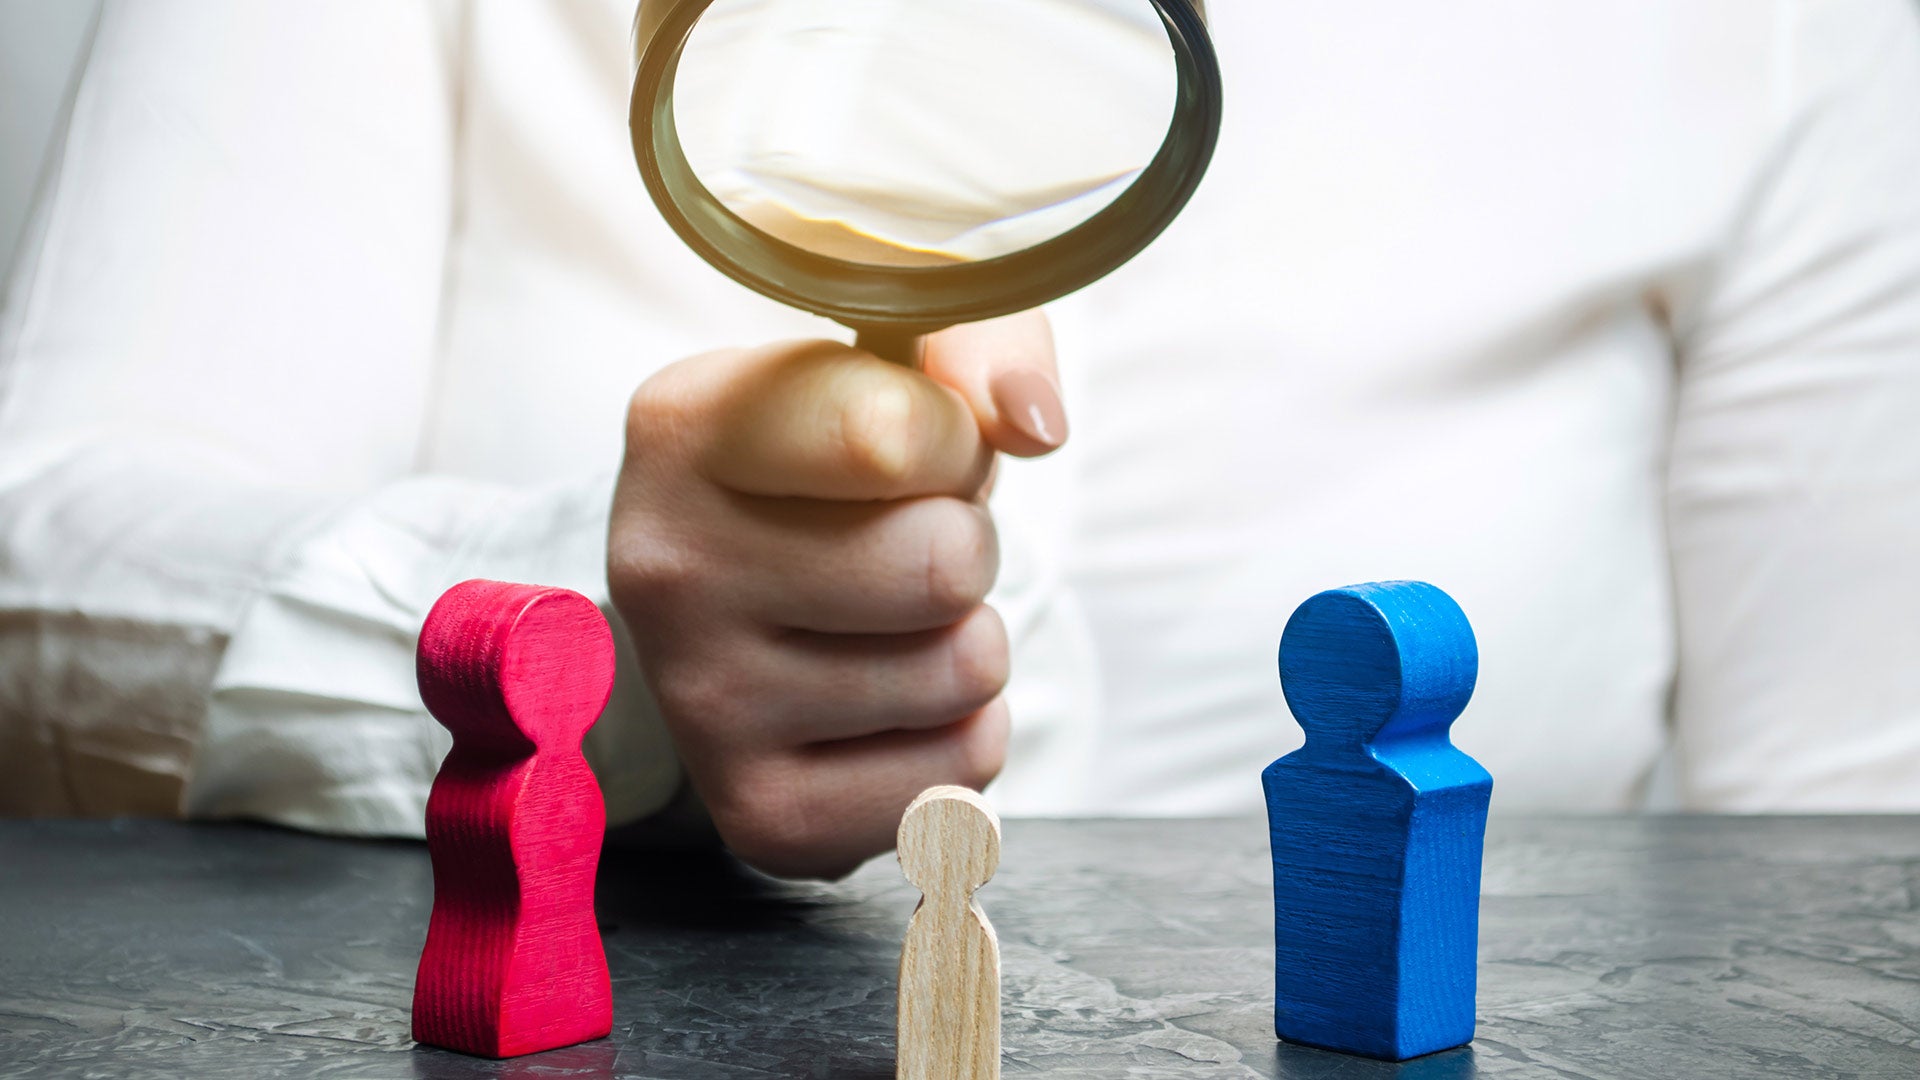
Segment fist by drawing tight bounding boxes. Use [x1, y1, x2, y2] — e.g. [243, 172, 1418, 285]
[608, 313, 1066, 878]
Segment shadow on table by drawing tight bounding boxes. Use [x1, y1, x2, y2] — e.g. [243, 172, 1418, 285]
[1273, 1043, 1482, 1080]
[408, 1040, 623, 1080]
[593, 847, 839, 933]
[409, 1039, 897, 1080]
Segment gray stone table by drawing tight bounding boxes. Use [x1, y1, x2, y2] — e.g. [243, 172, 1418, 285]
[1, 816, 1916, 1079]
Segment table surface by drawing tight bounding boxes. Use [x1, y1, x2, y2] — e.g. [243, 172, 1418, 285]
[0, 816, 1915, 1080]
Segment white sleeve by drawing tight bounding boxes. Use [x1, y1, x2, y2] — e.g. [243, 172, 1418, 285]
[1665, 0, 1920, 809]
[0, 1, 680, 833]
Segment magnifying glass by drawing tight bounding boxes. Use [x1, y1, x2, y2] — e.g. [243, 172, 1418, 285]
[630, 0, 1221, 365]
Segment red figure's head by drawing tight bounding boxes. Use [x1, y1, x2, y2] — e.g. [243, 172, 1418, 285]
[417, 580, 618, 758]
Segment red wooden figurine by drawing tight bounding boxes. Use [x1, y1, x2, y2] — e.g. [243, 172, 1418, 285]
[412, 579, 617, 1058]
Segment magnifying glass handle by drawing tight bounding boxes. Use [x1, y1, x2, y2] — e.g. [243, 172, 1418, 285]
[854, 327, 927, 369]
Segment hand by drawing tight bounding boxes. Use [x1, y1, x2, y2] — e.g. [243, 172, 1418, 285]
[608, 312, 1067, 879]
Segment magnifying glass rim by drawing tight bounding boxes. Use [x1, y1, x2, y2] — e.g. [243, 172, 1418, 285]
[630, 0, 1221, 333]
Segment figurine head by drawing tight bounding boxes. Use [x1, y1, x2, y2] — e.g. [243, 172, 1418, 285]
[1278, 581, 1477, 751]
[897, 785, 1001, 898]
[418, 580, 618, 758]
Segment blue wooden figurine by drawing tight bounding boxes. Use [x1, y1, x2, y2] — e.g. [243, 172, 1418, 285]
[1262, 581, 1491, 1060]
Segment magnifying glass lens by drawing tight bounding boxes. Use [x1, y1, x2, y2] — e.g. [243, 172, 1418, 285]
[673, 0, 1179, 268]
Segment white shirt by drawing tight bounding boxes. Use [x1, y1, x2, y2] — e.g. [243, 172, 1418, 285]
[3, 0, 1918, 833]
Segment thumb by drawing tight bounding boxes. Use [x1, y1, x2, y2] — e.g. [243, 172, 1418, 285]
[919, 310, 1069, 459]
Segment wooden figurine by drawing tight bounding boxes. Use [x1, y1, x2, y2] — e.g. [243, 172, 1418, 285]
[896, 785, 1002, 1080]
[411, 579, 617, 1058]
[1262, 581, 1491, 1061]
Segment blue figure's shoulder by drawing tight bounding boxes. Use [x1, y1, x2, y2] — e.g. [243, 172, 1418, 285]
[1372, 739, 1491, 796]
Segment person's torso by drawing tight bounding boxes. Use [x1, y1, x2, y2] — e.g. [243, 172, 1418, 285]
[427, 0, 1773, 814]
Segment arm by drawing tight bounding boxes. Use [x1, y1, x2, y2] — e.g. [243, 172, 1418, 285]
[0, 1, 678, 831]
[1665, 0, 1920, 809]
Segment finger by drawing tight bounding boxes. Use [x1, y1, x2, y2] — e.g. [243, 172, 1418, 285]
[699, 340, 991, 501]
[714, 493, 998, 634]
[710, 701, 1011, 879]
[746, 607, 1010, 744]
[920, 309, 1068, 458]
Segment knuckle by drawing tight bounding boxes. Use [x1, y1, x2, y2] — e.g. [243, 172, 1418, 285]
[922, 501, 999, 621]
[719, 802, 799, 865]
[625, 354, 718, 451]
[606, 531, 698, 612]
[606, 529, 665, 587]
[624, 376, 681, 449]
[954, 704, 1010, 791]
[948, 609, 1011, 709]
[835, 378, 918, 490]
[646, 656, 738, 730]
[710, 766, 842, 876]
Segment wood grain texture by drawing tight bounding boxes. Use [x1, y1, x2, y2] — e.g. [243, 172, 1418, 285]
[896, 785, 1002, 1080]
[411, 579, 617, 1059]
[1262, 581, 1492, 1061]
